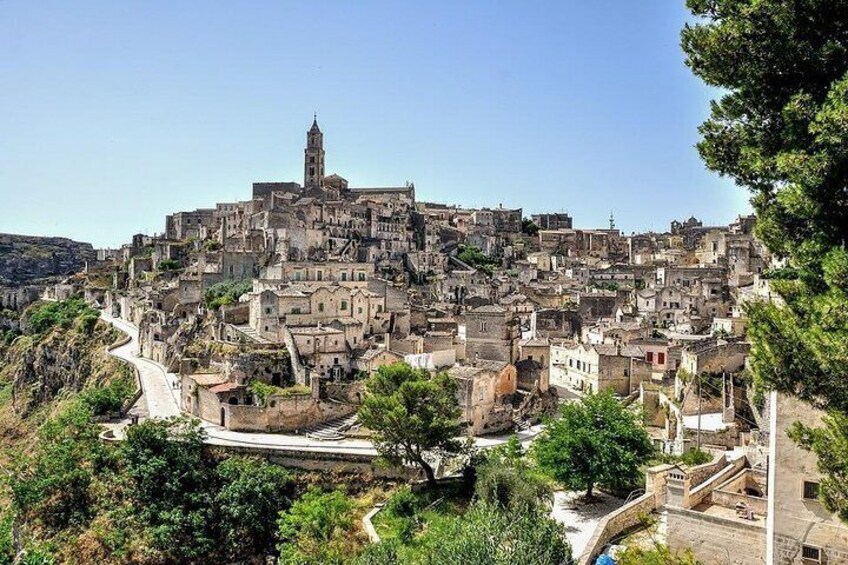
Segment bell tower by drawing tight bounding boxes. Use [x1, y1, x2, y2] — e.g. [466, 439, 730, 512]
[304, 113, 325, 189]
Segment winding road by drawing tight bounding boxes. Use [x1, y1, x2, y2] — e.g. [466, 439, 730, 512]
[101, 312, 543, 456]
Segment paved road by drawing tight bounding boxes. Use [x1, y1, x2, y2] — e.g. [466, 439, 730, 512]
[101, 312, 543, 455]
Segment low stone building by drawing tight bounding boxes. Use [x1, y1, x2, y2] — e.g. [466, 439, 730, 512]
[448, 361, 517, 435]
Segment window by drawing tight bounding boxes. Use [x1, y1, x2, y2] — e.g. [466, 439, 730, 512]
[646, 351, 654, 363]
[358, 272, 366, 281]
[316, 270, 323, 281]
[358, 307, 363, 314]
[801, 545, 821, 563]
[318, 303, 324, 312]
[803, 481, 820, 500]
[309, 166, 315, 176]
[340, 300, 348, 310]
[291, 307, 301, 314]
[310, 156, 316, 164]
[341, 272, 348, 281]
[657, 352, 666, 365]
[265, 307, 271, 315]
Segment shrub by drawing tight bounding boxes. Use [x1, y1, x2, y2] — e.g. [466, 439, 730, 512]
[79, 373, 136, 416]
[157, 259, 181, 271]
[204, 280, 253, 310]
[27, 298, 98, 335]
[277, 488, 357, 564]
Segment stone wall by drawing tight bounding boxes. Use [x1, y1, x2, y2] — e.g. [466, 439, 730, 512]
[578, 492, 657, 565]
[222, 396, 357, 433]
[712, 489, 767, 516]
[666, 506, 766, 565]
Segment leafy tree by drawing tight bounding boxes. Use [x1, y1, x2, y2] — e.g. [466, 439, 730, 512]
[417, 502, 571, 565]
[358, 363, 464, 485]
[474, 436, 552, 513]
[78, 371, 135, 416]
[456, 244, 500, 274]
[532, 390, 653, 498]
[204, 279, 253, 310]
[26, 298, 98, 334]
[277, 488, 356, 565]
[521, 218, 540, 237]
[120, 417, 216, 561]
[682, 0, 848, 518]
[10, 401, 106, 531]
[353, 500, 571, 565]
[215, 457, 294, 558]
[157, 258, 181, 271]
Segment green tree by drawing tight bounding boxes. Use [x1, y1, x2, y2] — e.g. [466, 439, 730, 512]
[357, 363, 464, 485]
[276, 488, 356, 565]
[215, 457, 294, 558]
[474, 436, 552, 513]
[353, 501, 571, 565]
[521, 218, 540, 237]
[10, 401, 106, 531]
[120, 417, 216, 561]
[157, 258, 180, 271]
[682, 0, 848, 518]
[416, 502, 571, 565]
[532, 390, 653, 498]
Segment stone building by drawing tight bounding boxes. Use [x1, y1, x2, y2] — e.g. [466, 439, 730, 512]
[549, 342, 651, 396]
[448, 361, 517, 435]
[464, 304, 519, 364]
[531, 212, 573, 231]
[767, 393, 848, 564]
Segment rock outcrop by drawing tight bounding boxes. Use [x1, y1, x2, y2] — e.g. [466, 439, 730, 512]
[3, 320, 121, 416]
[0, 233, 95, 286]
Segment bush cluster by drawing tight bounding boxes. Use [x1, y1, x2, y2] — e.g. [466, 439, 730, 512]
[204, 280, 253, 310]
[27, 298, 99, 335]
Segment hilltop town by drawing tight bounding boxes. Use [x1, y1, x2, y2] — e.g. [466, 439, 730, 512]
[0, 116, 836, 563]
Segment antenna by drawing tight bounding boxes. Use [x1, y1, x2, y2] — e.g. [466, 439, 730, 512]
[609, 211, 616, 230]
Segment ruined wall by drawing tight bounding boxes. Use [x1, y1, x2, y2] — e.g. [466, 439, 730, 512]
[222, 396, 357, 432]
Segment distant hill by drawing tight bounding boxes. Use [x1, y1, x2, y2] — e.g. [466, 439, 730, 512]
[0, 233, 95, 285]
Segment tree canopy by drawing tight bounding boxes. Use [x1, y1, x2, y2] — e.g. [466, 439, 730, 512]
[682, 0, 848, 518]
[532, 390, 653, 498]
[277, 488, 357, 565]
[357, 363, 464, 485]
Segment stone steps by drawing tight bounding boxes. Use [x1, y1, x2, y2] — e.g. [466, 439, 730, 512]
[302, 414, 358, 441]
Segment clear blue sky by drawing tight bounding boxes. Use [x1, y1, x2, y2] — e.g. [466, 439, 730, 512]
[0, 1, 750, 248]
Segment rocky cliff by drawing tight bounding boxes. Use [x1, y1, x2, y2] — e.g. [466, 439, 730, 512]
[3, 318, 122, 417]
[0, 233, 95, 286]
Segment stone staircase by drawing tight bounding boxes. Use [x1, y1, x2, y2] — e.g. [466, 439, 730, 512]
[301, 414, 358, 441]
[512, 413, 531, 431]
[232, 324, 273, 344]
